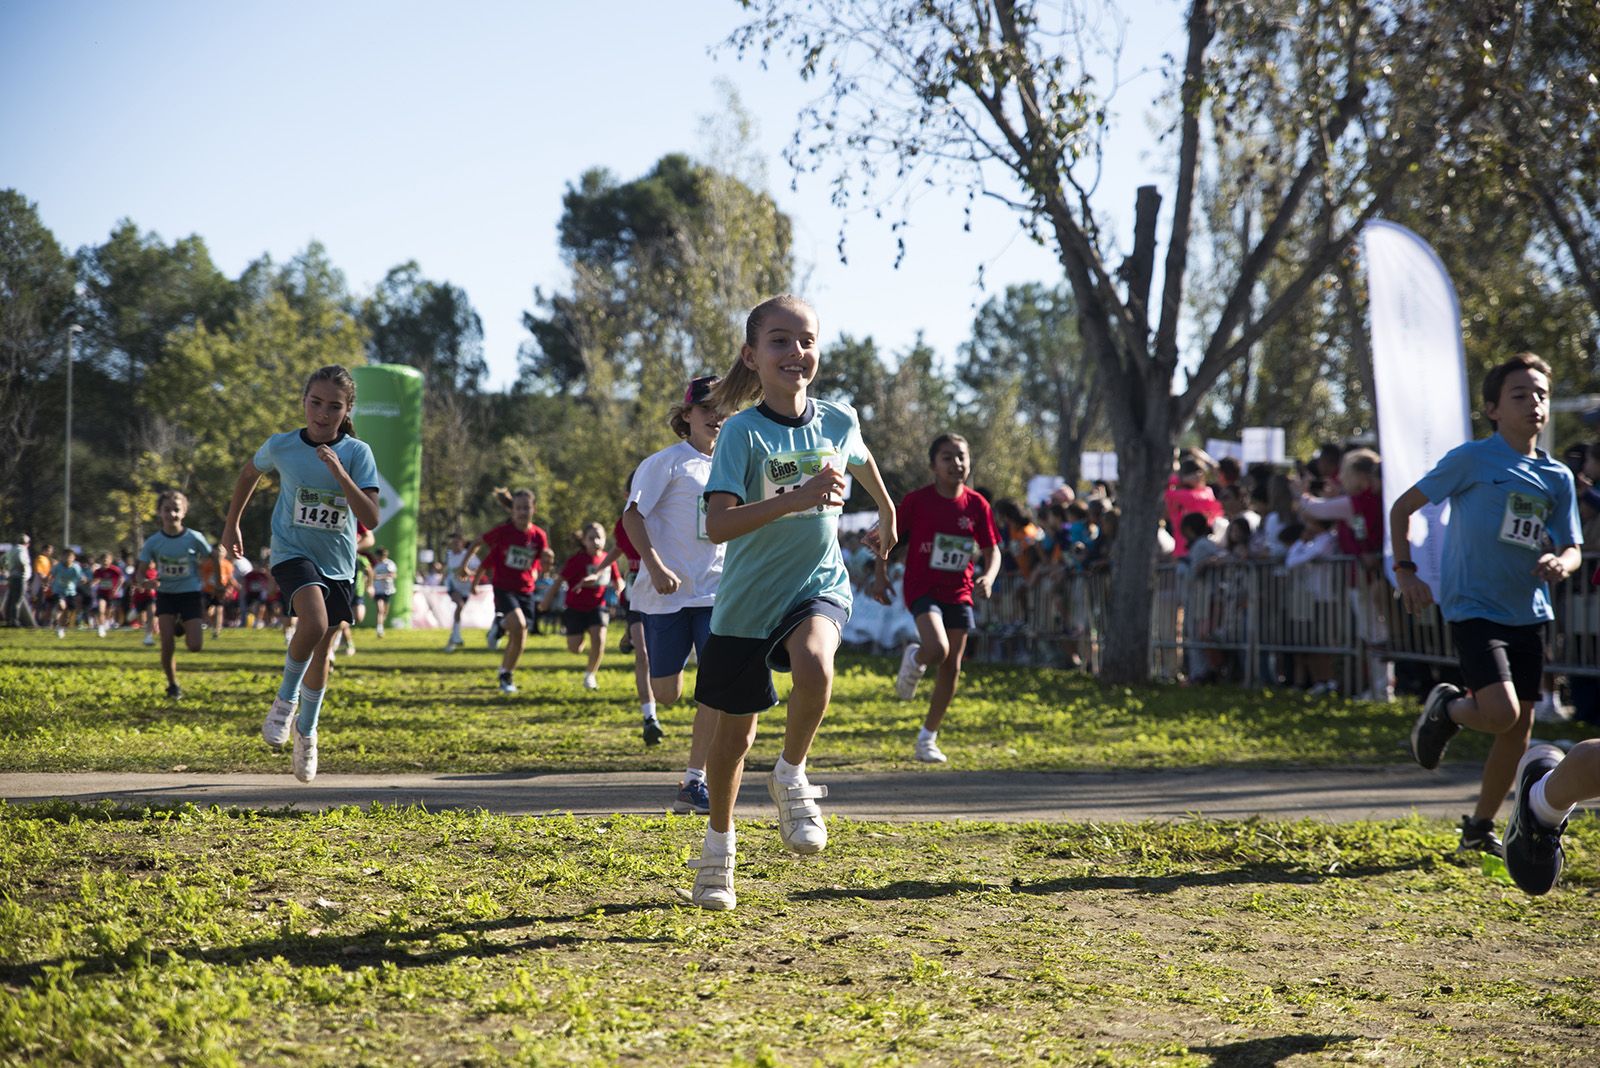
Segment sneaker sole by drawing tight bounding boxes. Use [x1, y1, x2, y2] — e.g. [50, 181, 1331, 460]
[1410, 684, 1457, 770]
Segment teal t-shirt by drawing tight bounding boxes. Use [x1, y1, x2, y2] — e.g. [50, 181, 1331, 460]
[137, 529, 212, 594]
[1415, 434, 1581, 626]
[253, 430, 379, 582]
[49, 561, 87, 597]
[704, 399, 869, 638]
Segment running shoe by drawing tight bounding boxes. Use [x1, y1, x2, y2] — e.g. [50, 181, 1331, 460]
[263, 697, 296, 747]
[913, 735, 948, 764]
[1533, 694, 1571, 724]
[1456, 815, 1504, 858]
[643, 717, 665, 747]
[583, 672, 599, 690]
[292, 727, 318, 783]
[344, 641, 356, 656]
[498, 672, 518, 695]
[1409, 683, 1462, 770]
[375, 623, 385, 638]
[1503, 744, 1567, 895]
[444, 636, 461, 652]
[56, 627, 65, 639]
[768, 770, 829, 854]
[97, 624, 107, 638]
[673, 778, 711, 815]
[894, 643, 925, 700]
[687, 851, 736, 911]
[165, 683, 183, 701]
[143, 631, 155, 647]
[486, 617, 502, 651]
[619, 632, 634, 655]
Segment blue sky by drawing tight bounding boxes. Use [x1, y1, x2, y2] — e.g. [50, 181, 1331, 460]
[2, 1, 1183, 390]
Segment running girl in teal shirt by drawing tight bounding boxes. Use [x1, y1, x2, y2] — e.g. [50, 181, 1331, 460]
[136, 489, 212, 700]
[221, 365, 380, 784]
[686, 294, 897, 911]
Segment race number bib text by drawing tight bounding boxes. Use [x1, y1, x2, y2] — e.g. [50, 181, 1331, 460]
[292, 488, 349, 533]
[760, 449, 842, 518]
[930, 533, 976, 573]
[1498, 491, 1549, 551]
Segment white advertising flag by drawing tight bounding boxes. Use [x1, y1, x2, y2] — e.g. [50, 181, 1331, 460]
[1362, 221, 1471, 594]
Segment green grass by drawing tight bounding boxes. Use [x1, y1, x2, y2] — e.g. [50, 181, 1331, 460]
[3, 802, 1598, 1066]
[2, 628, 1594, 775]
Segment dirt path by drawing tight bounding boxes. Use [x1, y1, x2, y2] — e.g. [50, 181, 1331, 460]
[6, 762, 1567, 822]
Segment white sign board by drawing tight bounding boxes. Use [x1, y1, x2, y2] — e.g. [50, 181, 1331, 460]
[1027, 475, 1066, 507]
[1081, 451, 1119, 483]
[1240, 427, 1287, 466]
[1206, 439, 1244, 462]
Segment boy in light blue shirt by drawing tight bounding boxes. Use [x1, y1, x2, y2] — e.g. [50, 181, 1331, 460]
[1392, 353, 1582, 857]
[48, 548, 87, 637]
[136, 489, 213, 699]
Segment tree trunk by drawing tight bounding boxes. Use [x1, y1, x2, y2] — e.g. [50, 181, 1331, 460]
[1097, 374, 1176, 684]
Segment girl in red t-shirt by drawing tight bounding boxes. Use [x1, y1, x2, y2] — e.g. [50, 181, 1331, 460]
[540, 521, 622, 690]
[873, 433, 1001, 763]
[463, 487, 549, 694]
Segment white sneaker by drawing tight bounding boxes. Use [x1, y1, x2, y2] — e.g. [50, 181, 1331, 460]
[768, 770, 829, 854]
[375, 624, 384, 638]
[914, 735, 948, 764]
[688, 851, 737, 911]
[292, 727, 318, 783]
[583, 673, 599, 690]
[344, 642, 356, 657]
[444, 635, 461, 652]
[263, 697, 296, 747]
[498, 674, 518, 694]
[97, 624, 107, 638]
[143, 632, 155, 647]
[894, 643, 925, 700]
[56, 627, 65, 639]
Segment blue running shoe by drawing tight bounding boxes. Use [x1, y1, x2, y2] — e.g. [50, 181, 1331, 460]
[673, 778, 711, 815]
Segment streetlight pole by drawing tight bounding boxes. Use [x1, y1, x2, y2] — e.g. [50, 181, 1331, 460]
[63, 324, 82, 549]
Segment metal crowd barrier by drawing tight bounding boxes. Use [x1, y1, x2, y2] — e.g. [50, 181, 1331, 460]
[968, 554, 1600, 684]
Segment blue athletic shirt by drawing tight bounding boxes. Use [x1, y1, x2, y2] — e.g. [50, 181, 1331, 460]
[704, 399, 868, 638]
[1415, 434, 1581, 626]
[137, 528, 212, 594]
[49, 561, 87, 597]
[253, 430, 380, 582]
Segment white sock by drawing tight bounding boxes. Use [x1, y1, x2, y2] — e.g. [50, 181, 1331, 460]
[641, 701, 657, 721]
[451, 624, 461, 639]
[683, 766, 705, 785]
[917, 727, 937, 744]
[703, 827, 736, 856]
[1529, 775, 1574, 829]
[773, 754, 805, 783]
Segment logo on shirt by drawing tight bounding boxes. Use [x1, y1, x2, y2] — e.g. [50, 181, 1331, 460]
[957, 516, 973, 531]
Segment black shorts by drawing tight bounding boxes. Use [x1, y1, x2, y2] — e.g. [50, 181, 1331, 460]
[908, 594, 976, 632]
[693, 597, 849, 716]
[1451, 618, 1545, 702]
[206, 591, 227, 609]
[272, 558, 354, 627]
[78, 589, 97, 610]
[373, 591, 392, 603]
[155, 591, 206, 622]
[563, 607, 608, 635]
[494, 589, 537, 620]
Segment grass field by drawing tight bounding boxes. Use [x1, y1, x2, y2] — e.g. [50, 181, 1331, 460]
[5, 627, 1593, 776]
[3, 803, 1599, 1066]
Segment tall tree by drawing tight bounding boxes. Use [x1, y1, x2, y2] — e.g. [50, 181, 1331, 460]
[961, 283, 1100, 484]
[730, 0, 1520, 681]
[0, 191, 77, 535]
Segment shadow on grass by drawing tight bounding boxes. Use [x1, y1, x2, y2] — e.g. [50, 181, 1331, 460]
[791, 860, 1426, 902]
[0, 901, 675, 985]
[1190, 1032, 1360, 1066]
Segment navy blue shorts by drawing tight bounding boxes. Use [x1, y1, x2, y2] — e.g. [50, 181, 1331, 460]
[693, 597, 849, 716]
[494, 589, 537, 621]
[155, 590, 206, 622]
[908, 594, 976, 632]
[643, 605, 713, 679]
[272, 558, 354, 627]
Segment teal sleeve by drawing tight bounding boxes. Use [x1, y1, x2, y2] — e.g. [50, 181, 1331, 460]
[705, 425, 751, 504]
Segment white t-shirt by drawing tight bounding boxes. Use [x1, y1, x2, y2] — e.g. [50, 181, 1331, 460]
[626, 440, 723, 615]
[445, 549, 477, 593]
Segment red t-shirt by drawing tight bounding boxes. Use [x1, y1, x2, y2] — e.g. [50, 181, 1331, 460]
[899, 484, 1000, 607]
[1336, 488, 1384, 556]
[479, 522, 549, 593]
[1165, 485, 1223, 558]
[560, 551, 620, 611]
[93, 564, 123, 597]
[612, 517, 640, 572]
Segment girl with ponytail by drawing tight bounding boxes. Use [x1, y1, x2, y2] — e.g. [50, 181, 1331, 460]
[221, 364, 381, 785]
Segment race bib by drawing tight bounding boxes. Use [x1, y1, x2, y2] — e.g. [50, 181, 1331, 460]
[292, 488, 348, 533]
[1498, 491, 1549, 551]
[504, 545, 534, 571]
[157, 555, 191, 579]
[760, 448, 842, 518]
[697, 496, 710, 541]
[930, 533, 976, 573]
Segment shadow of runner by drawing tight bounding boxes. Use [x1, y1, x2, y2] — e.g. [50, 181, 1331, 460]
[790, 861, 1428, 902]
[0, 901, 673, 985]
[1190, 1033, 1360, 1066]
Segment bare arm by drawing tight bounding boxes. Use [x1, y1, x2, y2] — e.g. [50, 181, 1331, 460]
[1389, 485, 1434, 614]
[847, 453, 897, 560]
[703, 464, 847, 544]
[1299, 494, 1355, 522]
[622, 503, 681, 595]
[220, 460, 264, 558]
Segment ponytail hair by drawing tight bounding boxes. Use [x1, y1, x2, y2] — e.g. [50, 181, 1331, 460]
[704, 294, 817, 415]
[493, 487, 535, 513]
[303, 365, 359, 438]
